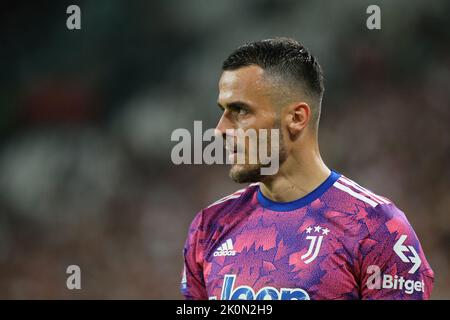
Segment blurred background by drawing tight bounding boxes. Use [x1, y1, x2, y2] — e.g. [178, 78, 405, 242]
[0, 0, 449, 299]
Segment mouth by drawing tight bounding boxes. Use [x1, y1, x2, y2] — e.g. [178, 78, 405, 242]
[225, 143, 237, 154]
[225, 144, 240, 164]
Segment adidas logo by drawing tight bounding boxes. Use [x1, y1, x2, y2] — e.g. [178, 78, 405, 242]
[213, 239, 236, 257]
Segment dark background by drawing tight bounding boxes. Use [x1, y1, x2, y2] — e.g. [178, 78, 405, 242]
[0, 0, 449, 298]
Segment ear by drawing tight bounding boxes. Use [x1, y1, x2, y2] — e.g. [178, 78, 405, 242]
[286, 102, 311, 136]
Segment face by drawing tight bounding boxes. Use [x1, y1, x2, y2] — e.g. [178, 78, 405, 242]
[216, 65, 287, 183]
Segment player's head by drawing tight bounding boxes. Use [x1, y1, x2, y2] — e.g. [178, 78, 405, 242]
[216, 38, 324, 183]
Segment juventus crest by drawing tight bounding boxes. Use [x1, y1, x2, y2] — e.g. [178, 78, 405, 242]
[301, 225, 330, 264]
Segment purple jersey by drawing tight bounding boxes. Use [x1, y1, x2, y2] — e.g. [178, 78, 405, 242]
[181, 171, 434, 300]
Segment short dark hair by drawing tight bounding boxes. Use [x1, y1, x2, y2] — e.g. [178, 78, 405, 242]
[222, 38, 324, 102]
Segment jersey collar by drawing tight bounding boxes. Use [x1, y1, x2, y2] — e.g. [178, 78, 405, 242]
[257, 170, 341, 212]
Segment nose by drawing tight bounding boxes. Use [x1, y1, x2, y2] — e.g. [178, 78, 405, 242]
[215, 112, 234, 137]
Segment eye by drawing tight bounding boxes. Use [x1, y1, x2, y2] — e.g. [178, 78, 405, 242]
[238, 108, 248, 116]
[225, 103, 250, 117]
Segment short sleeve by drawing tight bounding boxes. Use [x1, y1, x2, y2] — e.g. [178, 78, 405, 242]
[180, 211, 208, 300]
[358, 204, 434, 299]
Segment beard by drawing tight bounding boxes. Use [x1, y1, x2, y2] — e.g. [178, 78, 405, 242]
[229, 163, 264, 183]
[229, 126, 287, 183]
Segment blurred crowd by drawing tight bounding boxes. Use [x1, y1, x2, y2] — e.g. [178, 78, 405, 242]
[0, 0, 449, 298]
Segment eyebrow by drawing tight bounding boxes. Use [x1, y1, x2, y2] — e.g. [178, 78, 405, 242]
[217, 101, 252, 111]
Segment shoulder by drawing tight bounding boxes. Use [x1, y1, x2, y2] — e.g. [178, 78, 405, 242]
[188, 183, 259, 232]
[331, 174, 423, 252]
[331, 174, 393, 209]
[331, 174, 408, 226]
[330, 174, 433, 272]
[205, 182, 260, 211]
[326, 173, 410, 237]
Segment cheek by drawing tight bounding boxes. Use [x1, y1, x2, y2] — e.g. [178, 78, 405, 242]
[259, 109, 278, 124]
[236, 115, 256, 129]
[242, 111, 277, 130]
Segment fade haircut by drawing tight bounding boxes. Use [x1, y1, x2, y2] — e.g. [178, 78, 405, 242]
[222, 38, 325, 126]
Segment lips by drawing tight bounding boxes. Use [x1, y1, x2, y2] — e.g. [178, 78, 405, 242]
[225, 143, 240, 164]
[225, 142, 237, 154]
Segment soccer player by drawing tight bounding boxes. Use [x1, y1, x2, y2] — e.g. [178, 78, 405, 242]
[181, 38, 434, 300]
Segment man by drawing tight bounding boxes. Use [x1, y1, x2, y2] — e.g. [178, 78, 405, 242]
[180, 38, 434, 300]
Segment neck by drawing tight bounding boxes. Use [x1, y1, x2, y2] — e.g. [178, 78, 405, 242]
[259, 142, 330, 202]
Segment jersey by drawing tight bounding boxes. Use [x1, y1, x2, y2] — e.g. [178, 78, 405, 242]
[181, 170, 434, 300]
